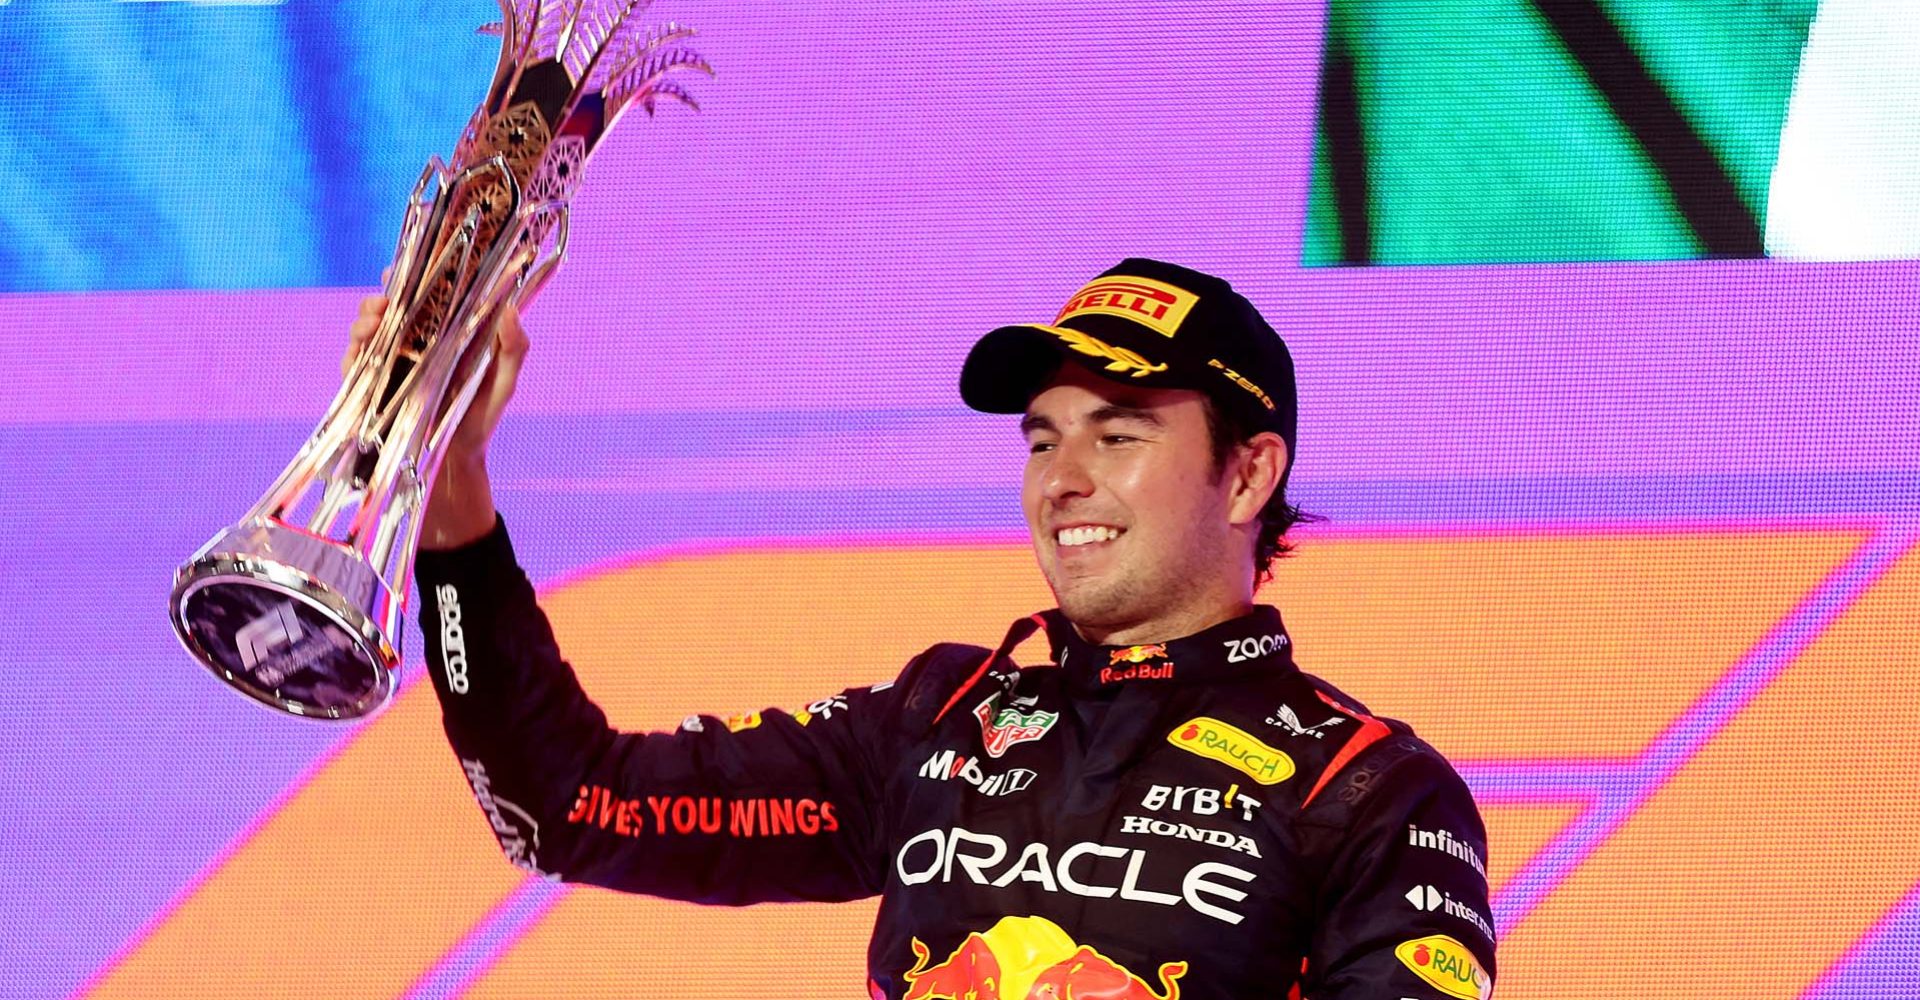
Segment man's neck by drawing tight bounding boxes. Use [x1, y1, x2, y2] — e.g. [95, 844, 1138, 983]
[1071, 599, 1258, 647]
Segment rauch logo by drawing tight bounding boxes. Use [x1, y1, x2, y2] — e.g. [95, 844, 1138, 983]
[1167, 717, 1295, 785]
[1394, 934, 1491, 1000]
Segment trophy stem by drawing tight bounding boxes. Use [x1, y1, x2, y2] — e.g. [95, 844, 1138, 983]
[353, 164, 531, 573]
[241, 160, 453, 531]
[307, 476, 364, 537]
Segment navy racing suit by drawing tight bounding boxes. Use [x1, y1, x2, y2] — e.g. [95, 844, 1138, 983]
[416, 516, 1497, 999]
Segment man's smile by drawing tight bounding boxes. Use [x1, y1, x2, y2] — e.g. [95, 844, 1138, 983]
[1054, 524, 1126, 547]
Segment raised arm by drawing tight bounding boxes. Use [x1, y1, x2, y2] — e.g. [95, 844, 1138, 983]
[348, 295, 902, 903]
[415, 519, 903, 903]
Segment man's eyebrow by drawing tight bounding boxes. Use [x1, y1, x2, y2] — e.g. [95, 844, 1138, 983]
[1019, 413, 1055, 437]
[1019, 405, 1164, 437]
[1087, 404, 1165, 427]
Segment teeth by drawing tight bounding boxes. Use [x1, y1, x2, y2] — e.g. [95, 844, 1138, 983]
[1056, 526, 1122, 547]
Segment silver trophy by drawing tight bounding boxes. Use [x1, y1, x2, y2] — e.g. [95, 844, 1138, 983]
[169, 1, 709, 720]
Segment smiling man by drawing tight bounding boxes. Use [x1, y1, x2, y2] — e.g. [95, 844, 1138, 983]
[398, 259, 1496, 999]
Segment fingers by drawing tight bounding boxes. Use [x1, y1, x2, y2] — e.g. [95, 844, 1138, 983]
[494, 301, 529, 359]
[337, 294, 524, 391]
[342, 294, 390, 376]
[442, 303, 531, 456]
[486, 302, 530, 402]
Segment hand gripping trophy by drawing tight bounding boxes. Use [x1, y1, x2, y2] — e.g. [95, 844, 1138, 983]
[169, 1, 708, 720]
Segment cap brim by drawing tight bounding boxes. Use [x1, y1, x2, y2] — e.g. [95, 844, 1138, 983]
[961, 321, 1203, 416]
[959, 324, 1073, 414]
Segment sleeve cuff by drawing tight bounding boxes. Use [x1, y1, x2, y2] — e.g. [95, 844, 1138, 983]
[414, 513, 515, 582]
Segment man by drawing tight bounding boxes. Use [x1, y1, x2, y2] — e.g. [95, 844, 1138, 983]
[356, 259, 1496, 998]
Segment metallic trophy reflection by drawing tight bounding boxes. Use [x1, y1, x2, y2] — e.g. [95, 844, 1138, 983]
[169, 1, 709, 720]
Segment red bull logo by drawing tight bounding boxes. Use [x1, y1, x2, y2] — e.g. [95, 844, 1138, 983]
[902, 915, 1187, 1000]
[1101, 645, 1175, 683]
[1099, 662, 1174, 683]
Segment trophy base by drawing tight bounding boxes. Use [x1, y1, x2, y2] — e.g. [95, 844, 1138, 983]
[170, 518, 399, 720]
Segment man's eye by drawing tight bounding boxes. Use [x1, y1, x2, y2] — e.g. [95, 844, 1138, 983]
[1028, 441, 1056, 455]
[1102, 435, 1138, 445]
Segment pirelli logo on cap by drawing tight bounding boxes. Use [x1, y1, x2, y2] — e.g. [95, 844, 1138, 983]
[1055, 275, 1199, 338]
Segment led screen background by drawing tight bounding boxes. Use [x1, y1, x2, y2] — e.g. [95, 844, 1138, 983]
[0, 1, 1915, 997]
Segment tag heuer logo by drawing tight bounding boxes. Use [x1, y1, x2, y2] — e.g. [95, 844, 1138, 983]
[974, 695, 1058, 758]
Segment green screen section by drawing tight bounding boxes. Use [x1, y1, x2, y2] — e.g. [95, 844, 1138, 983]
[1304, 0, 1812, 265]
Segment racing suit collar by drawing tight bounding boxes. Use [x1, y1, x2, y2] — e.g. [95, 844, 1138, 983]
[1036, 605, 1295, 688]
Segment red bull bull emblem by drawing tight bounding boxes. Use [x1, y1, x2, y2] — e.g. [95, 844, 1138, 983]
[1108, 644, 1167, 666]
[903, 915, 1187, 1000]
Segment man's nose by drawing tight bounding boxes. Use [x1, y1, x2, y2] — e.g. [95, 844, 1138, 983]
[1042, 438, 1096, 502]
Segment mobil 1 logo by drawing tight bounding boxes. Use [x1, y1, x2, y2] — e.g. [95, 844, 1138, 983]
[919, 749, 1037, 796]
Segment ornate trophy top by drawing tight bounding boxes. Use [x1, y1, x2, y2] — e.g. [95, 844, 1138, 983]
[465, 0, 709, 174]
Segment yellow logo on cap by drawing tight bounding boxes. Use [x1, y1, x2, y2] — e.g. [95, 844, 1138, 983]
[1207, 358, 1276, 411]
[1168, 716, 1295, 784]
[1035, 325, 1168, 379]
[1055, 275, 1199, 338]
[1394, 935, 1492, 1000]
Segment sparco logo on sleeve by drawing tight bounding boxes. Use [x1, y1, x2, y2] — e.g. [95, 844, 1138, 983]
[435, 583, 469, 694]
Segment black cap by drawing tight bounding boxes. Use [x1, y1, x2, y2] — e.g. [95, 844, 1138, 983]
[961, 257, 1297, 475]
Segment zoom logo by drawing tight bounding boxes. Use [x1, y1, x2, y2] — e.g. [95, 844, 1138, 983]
[436, 583, 470, 694]
[1223, 633, 1288, 664]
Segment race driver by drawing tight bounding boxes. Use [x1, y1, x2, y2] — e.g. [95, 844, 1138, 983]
[352, 258, 1497, 998]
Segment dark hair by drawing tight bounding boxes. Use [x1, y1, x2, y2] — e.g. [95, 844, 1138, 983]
[1201, 397, 1323, 584]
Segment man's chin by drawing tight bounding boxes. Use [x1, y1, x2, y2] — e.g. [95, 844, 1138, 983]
[1049, 580, 1139, 633]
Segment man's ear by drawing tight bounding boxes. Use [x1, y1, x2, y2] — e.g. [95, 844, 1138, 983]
[1225, 432, 1287, 526]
